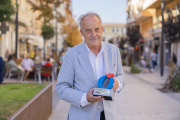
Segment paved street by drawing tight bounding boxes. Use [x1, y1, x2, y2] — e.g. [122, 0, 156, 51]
[49, 66, 180, 120]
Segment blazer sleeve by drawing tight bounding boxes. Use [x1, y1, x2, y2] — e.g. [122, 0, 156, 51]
[55, 54, 84, 108]
[115, 48, 126, 91]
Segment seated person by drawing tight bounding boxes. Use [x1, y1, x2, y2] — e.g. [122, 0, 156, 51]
[8, 55, 25, 80]
[50, 56, 55, 63]
[21, 54, 34, 79]
[42, 57, 48, 65]
[140, 56, 152, 72]
[0, 56, 4, 84]
[59, 52, 65, 65]
[43, 58, 52, 81]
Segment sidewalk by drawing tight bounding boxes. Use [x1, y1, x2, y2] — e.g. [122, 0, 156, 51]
[49, 66, 180, 120]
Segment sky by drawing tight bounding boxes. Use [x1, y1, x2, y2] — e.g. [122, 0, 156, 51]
[71, 0, 127, 24]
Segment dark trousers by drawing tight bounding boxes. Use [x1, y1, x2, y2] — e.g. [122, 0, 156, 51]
[152, 60, 156, 69]
[100, 111, 106, 120]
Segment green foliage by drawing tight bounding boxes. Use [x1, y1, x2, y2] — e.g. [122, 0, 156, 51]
[0, 0, 16, 22]
[41, 24, 54, 40]
[172, 74, 180, 92]
[126, 25, 142, 47]
[130, 64, 140, 74]
[119, 37, 127, 50]
[0, 84, 46, 120]
[31, 0, 69, 23]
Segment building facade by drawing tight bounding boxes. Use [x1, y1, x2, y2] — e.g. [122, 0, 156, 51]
[0, 0, 67, 62]
[0, 0, 44, 60]
[126, 0, 180, 66]
[102, 23, 126, 46]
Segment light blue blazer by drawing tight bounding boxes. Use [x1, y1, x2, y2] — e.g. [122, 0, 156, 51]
[55, 42, 126, 120]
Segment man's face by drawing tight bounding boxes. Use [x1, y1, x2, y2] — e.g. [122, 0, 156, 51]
[27, 55, 30, 59]
[80, 15, 103, 48]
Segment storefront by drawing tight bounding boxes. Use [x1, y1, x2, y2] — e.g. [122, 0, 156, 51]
[19, 34, 44, 58]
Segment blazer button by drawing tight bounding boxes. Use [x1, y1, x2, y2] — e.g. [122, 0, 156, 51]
[98, 106, 101, 109]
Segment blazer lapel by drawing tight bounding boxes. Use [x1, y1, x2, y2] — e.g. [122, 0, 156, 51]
[77, 42, 98, 86]
[102, 43, 112, 75]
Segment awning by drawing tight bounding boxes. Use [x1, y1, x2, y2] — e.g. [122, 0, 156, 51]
[19, 34, 44, 49]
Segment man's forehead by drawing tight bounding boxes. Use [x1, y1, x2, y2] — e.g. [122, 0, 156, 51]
[82, 15, 101, 28]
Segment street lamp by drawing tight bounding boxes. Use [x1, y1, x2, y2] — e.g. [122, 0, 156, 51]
[160, 0, 165, 76]
[54, 0, 58, 62]
[15, 0, 19, 59]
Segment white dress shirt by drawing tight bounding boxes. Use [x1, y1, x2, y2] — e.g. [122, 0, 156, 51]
[80, 43, 122, 108]
[21, 58, 34, 71]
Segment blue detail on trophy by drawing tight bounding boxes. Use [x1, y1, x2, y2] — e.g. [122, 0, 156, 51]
[93, 73, 115, 101]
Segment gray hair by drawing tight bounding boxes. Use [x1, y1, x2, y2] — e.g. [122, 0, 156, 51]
[78, 12, 102, 30]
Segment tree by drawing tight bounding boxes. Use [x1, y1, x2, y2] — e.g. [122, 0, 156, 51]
[164, 5, 180, 43]
[126, 24, 142, 64]
[41, 24, 54, 59]
[61, 16, 82, 47]
[126, 25, 141, 48]
[31, 0, 68, 24]
[61, 1, 82, 47]
[0, 0, 16, 22]
[31, 0, 69, 60]
[119, 37, 127, 50]
[41, 24, 54, 40]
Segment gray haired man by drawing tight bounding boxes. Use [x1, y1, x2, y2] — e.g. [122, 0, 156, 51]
[55, 12, 126, 120]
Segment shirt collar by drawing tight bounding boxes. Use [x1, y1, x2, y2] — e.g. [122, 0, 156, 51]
[85, 43, 104, 56]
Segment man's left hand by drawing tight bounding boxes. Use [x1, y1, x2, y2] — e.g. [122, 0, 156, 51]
[112, 78, 119, 91]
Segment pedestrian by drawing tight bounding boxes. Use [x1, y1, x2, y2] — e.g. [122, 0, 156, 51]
[50, 56, 55, 63]
[21, 54, 34, 80]
[5, 49, 10, 61]
[142, 52, 146, 60]
[140, 56, 152, 72]
[42, 56, 48, 65]
[151, 50, 157, 69]
[0, 56, 4, 84]
[29, 49, 35, 60]
[59, 52, 65, 65]
[43, 58, 52, 81]
[55, 12, 126, 120]
[8, 55, 25, 81]
[12, 50, 16, 58]
[173, 53, 177, 68]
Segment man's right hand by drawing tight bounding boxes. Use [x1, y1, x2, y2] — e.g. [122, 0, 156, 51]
[86, 88, 104, 103]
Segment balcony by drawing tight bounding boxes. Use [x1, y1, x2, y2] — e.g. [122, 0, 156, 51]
[144, 0, 178, 10]
[27, 0, 40, 6]
[135, 9, 154, 24]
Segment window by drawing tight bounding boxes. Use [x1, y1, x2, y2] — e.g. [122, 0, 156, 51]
[112, 28, 114, 33]
[117, 29, 119, 32]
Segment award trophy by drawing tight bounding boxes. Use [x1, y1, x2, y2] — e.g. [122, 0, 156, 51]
[93, 73, 115, 101]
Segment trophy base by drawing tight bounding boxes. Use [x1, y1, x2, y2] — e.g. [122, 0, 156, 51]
[93, 88, 114, 101]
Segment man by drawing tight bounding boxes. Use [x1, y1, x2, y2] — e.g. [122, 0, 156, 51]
[140, 56, 152, 72]
[55, 12, 126, 120]
[8, 55, 25, 82]
[5, 49, 10, 61]
[151, 50, 157, 69]
[29, 49, 35, 60]
[21, 54, 34, 79]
